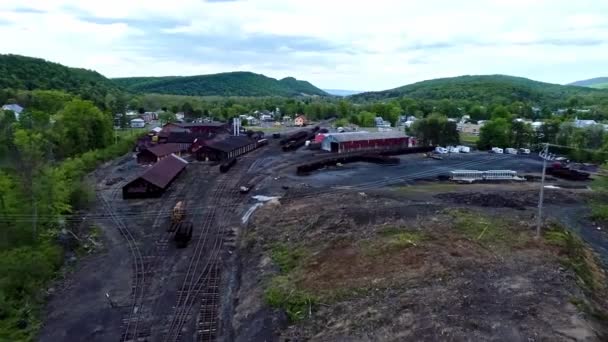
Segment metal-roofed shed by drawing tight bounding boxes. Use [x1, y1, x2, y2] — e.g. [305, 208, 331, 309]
[122, 154, 188, 198]
[321, 131, 411, 153]
[137, 143, 182, 164]
[193, 135, 257, 161]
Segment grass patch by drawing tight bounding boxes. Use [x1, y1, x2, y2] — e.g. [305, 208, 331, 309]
[460, 132, 479, 144]
[265, 275, 316, 322]
[570, 297, 608, 323]
[448, 209, 529, 248]
[361, 227, 427, 256]
[590, 202, 608, 222]
[270, 243, 307, 273]
[544, 225, 604, 292]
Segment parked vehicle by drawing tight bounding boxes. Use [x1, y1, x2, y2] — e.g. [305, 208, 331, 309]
[219, 157, 237, 173]
[458, 145, 471, 153]
[239, 185, 252, 194]
[547, 162, 590, 181]
[505, 148, 518, 155]
[519, 148, 531, 154]
[448, 146, 460, 153]
[435, 146, 448, 154]
[491, 147, 504, 154]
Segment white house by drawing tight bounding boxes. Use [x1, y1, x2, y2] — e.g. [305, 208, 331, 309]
[131, 118, 145, 128]
[531, 122, 544, 131]
[2, 104, 24, 119]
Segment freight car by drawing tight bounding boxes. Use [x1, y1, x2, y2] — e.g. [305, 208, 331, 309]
[280, 131, 308, 145]
[174, 221, 193, 248]
[547, 163, 590, 181]
[219, 157, 237, 173]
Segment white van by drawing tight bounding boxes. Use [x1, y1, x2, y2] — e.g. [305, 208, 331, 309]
[505, 148, 518, 155]
[458, 145, 471, 153]
[519, 148, 530, 154]
[448, 146, 460, 153]
[435, 146, 448, 154]
[491, 147, 504, 154]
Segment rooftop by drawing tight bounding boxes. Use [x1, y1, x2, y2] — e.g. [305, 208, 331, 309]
[204, 135, 255, 152]
[138, 154, 188, 189]
[143, 143, 182, 157]
[326, 131, 408, 142]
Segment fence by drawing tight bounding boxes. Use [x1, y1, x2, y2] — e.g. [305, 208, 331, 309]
[450, 170, 520, 182]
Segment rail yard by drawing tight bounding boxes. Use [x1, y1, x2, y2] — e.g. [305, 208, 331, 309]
[39, 122, 608, 342]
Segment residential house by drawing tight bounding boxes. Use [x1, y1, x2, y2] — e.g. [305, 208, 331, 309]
[294, 115, 308, 126]
[2, 104, 24, 119]
[375, 117, 391, 128]
[531, 122, 544, 131]
[260, 114, 273, 121]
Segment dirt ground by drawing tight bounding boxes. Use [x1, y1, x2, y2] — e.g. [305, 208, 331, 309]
[234, 182, 608, 341]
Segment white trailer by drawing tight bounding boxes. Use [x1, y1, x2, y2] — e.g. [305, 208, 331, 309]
[491, 147, 504, 154]
[505, 148, 518, 155]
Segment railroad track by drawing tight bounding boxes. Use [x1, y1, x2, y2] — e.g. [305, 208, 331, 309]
[98, 185, 147, 342]
[163, 155, 259, 342]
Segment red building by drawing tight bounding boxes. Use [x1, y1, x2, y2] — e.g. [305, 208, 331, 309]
[321, 132, 412, 153]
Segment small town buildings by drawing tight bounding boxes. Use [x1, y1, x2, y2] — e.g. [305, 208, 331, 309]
[531, 121, 544, 130]
[131, 118, 145, 128]
[192, 136, 257, 161]
[321, 132, 412, 153]
[122, 154, 188, 199]
[136, 143, 182, 164]
[2, 104, 24, 119]
[260, 114, 273, 121]
[141, 112, 158, 122]
[294, 115, 308, 127]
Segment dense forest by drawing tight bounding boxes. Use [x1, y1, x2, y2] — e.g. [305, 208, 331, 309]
[113, 72, 329, 97]
[351, 75, 608, 108]
[0, 54, 124, 108]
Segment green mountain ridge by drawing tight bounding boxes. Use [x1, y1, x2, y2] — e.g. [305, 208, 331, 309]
[350, 74, 608, 106]
[112, 72, 329, 97]
[0, 54, 123, 100]
[569, 77, 608, 89]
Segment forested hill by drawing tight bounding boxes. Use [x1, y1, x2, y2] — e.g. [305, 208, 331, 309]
[112, 72, 329, 97]
[350, 75, 608, 106]
[0, 54, 123, 99]
[569, 77, 608, 89]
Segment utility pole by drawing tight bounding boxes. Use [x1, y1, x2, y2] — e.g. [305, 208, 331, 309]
[536, 143, 548, 239]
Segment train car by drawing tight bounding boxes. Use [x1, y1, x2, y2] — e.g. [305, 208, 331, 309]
[174, 221, 193, 248]
[219, 157, 237, 173]
[168, 201, 186, 232]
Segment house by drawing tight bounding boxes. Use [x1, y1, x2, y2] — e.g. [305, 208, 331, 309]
[260, 114, 273, 121]
[136, 143, 182, 164]
[175, 112, 185, 121]
[122, 154, 188, 199]
[2, 104, 24, 119]
[192, 135, 258, 161]
[294, 115, 308, 127]
[141, 112, 158, 122]
[375, 117, 391, 128]
[131, 118, 145, 128]
[321, 132, 411, 153]
[245, 115, 260, 126]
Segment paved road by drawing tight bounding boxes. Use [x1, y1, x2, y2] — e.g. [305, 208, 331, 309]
[291, 152, 545, 188]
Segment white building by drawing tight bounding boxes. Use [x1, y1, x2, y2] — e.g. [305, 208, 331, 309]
[131, 118, 145, 128]
[2, 104, 24, 119]
[574, 118, 597, 128]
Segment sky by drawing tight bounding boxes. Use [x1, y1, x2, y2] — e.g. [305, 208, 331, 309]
[1, 0, 607, 91]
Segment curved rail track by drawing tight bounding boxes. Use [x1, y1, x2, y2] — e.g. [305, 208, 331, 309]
[98, 184, 147, 342]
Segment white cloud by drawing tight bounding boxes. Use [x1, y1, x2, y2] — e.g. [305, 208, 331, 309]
[0, 0, 607, 90]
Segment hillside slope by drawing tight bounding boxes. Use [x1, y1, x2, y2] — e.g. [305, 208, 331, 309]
[0, 54, 123, 98]
[569, 77, 608, 89]
[350, 75, 608, 105]
[113, 72, 329, 97]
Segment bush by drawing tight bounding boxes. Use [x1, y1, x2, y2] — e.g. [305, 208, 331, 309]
[264, 275, 315, 322]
